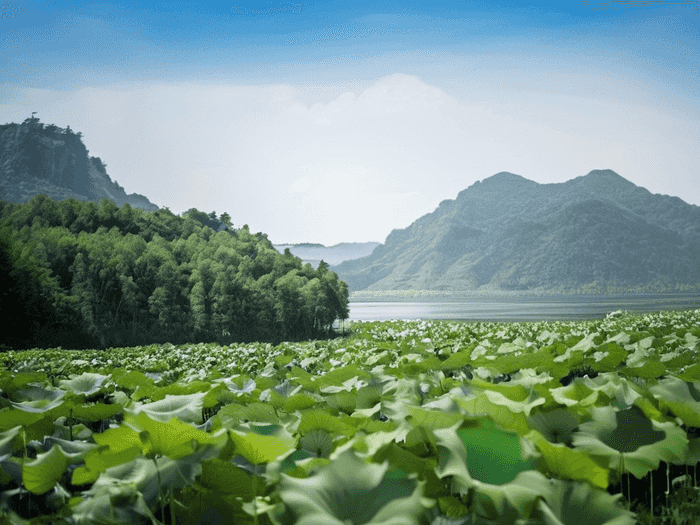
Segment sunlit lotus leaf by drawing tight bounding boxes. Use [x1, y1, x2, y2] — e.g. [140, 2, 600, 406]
[549, 379, 600, 408]
[440, 350, 473, 372]
[406, 406, 464, 430]
[126, 392, 206, 423]
[59, 373, 111, 398]
[526, 429, 609, 490]
[270, 449, 434, 525]
[532, 479, 636, 525]
[648, 377, 700, 427]
[482, 389, 545, 417]
[229, 429, 297, 465]
[452, 393, 531, 436]
[577, 373, 643, 410]
[23, 444, 81, 494]
[676, 362, 700, 382]
[72, 402, 122, 422]
[126, 412, 228, 459]
[0, 371, 47, 394]
[619, 360, 666, 380]
[571, 405, 688, 479]
[224, 377, 256, 395]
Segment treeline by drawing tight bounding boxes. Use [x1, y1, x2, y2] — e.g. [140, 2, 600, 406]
[0, 195, 349, 349]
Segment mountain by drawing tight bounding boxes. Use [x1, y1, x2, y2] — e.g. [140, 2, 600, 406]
[332, 170, 700, 293]
[1, 117, 158, 211]
[273, 242, 381, 267]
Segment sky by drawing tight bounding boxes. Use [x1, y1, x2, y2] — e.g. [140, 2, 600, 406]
[1, 1, 698, 245]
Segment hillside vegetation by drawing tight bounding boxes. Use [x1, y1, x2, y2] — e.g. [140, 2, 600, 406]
[333, 170, 700, 293]
[0, 195, 349, 349]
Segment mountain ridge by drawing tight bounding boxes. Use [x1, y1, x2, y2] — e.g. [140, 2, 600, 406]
[1, 117, 159, 211]
[332, 170, 700, 293]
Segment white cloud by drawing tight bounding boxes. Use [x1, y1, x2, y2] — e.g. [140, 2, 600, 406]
[1, 72, 697, 245]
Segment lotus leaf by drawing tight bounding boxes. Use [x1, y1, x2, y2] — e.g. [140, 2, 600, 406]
[571, 404, 689, 479]
[271, 449, 434, 525]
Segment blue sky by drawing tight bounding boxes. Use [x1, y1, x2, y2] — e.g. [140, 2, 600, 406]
[1, 1, 698, 244]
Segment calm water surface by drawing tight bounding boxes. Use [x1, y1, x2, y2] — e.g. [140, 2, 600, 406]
[349, 294, 700, 322]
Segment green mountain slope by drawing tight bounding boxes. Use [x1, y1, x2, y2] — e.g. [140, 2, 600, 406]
[333, 170, 700, 293]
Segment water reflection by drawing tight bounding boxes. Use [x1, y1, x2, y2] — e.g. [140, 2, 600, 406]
[348, 294, 700, 322]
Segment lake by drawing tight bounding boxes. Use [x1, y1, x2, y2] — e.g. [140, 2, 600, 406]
[348, 293, 700, 322]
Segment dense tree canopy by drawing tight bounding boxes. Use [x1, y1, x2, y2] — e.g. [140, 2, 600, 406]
[0, 195, 349, 349]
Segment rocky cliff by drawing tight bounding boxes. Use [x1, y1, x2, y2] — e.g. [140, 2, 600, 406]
[0, 117, 158, 211]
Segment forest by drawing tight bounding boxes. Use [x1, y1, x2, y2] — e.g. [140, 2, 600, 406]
[0, 194, 349, 349]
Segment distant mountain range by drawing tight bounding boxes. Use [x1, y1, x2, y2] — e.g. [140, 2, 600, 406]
[273, 242, 381, 267]
[1, 117, 158, 211]
[332, 170, 700, 293]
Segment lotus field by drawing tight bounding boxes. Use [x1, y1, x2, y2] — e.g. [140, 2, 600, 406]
[2, 309, 700, 524]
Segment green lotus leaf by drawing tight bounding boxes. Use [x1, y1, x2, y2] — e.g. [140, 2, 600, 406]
[300, 429, 334, 458]
[0, 409, 44, 432]
[126, 412, 228, 459]
[199, 457, 254, 497]
[126, 392, 206, 423]
[435, 418, 541, 489]
[87, 452, 206, 508]
[452, 393, 531, 436]
[72, 402, 122, 422]
[578, 373, 643, 410]
[270, 449, 434, 525]
[71, 484, 158, 525]
[10, 386, 66, 413]
[297, 409, 356, 437]
[527, 408, 580, 447]
[229, 429, 297, 465]
[549, 379, 600, 408]
[677, 362, 700, 382]
[470, 470, 551, 524]
[619, 360, 666, 380]
[372, 441, 437, 479]
[283, 393, 320, 412]
[533, 479, 636, 525]
[42, 435, 98, 456]
[571, 405, 689, 479]
[526, 429, 609, 490]
[406, 405, 464, 430]
[72, 445, 142, 486]
[0, 371, 47, 394]
[0, 426, 21, 456]
[333, 422, 411, 460]
[22, 444, 81, 494]
[681, 437, 700, 465]
[59, 373, 111, 398]
[482, 389, 545, 417]
[648, 377, 700, 427]
[217, 401, 279, 427]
